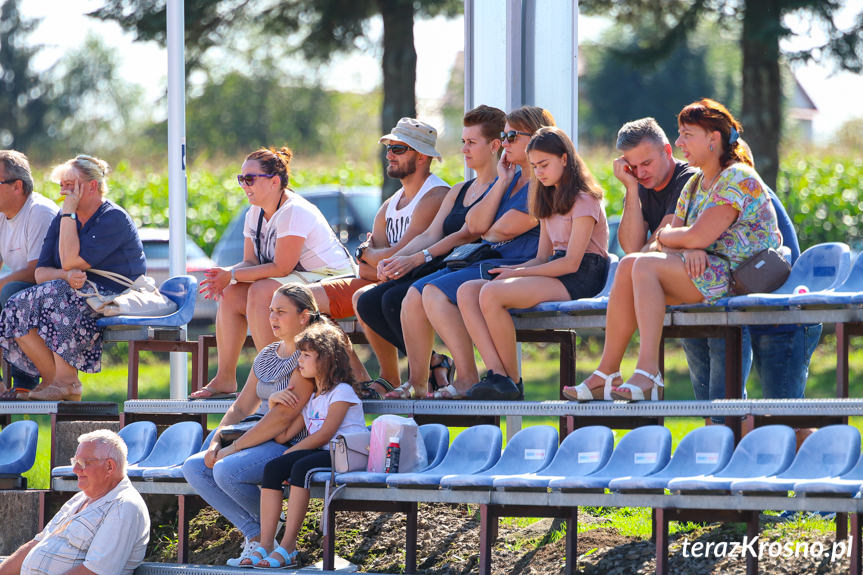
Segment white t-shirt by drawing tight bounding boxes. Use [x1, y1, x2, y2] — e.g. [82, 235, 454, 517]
[0, 192, 59, 272]
[384, 173, 448, 246]
[301, 382, 366, 450]
[244, 193, 353, 271]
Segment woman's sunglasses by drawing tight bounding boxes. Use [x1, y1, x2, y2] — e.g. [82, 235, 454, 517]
[500, 130, 532, 143]
[385, 144, 412, 155]
[237, 173, 274, 186]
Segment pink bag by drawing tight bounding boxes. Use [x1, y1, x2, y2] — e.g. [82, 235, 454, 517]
[368, 415, 427, 473]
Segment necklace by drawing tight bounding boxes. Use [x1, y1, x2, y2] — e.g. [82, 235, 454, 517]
[700, 170, 721, 192]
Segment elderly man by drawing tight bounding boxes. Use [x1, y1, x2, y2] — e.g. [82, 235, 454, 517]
[0, 430, 149, 575]
[0, 150, 60, 397]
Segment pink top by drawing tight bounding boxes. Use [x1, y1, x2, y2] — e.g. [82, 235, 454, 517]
[545, 193, 609, 258]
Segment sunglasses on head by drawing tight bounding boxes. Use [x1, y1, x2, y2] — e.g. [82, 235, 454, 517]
[500, 130, 532, 143]
[385, 144, 412, 155]
[236, 173, 274, 186]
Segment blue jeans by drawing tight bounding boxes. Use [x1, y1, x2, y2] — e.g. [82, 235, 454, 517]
[182, 440, 288, 539]
[0, 281, 38, 390]
[682, 324, 823, 400]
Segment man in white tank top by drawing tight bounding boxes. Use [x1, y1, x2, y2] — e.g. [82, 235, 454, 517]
[309, 118, 448, 387]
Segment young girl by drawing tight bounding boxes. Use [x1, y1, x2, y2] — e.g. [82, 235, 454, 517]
[458, 126, 610, 399]
[242, 322, 366, 568]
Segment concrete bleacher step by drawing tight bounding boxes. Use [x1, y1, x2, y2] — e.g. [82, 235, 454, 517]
[134, 555, 360, 574]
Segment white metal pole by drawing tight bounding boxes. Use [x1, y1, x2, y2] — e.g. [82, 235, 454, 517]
[167, 0, 188, 399]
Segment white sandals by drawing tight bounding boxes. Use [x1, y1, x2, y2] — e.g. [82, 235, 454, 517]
[611, 369, 664, 401]
[384, 382, 417, 399]
[562, 369, 620, 402]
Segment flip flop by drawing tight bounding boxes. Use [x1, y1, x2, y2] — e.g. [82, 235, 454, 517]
[428, 352, 454, 392]
[189, 386, 238, 401]
[0, 389, 20, 401]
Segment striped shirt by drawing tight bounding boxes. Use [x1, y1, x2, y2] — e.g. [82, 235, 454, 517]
[252, 342, 300, 417]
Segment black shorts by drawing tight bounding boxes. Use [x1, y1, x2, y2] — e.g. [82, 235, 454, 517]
[552, 252, 609, 300]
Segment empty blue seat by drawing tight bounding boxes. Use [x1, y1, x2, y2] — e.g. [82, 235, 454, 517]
[331, 423, 451, 487]
[794, 451, 863, 497]
[609, 425, 735, 492]
[493, 426, 614, 490]
[127, 421, 203, 479]
[667, 425, 797, 493]
[387, 425, 502, 489]
[97, 275, 198, 329]
[439, 425, 558, 489]
[52, 420, 159, 478]
[730, 424, 861, 494]
[794, 251, 863, 307]
[549, 426, 671, 492]
[142, 428, 218, 481]
[0, 420, 39, 478]
[725, 243, 851, 309]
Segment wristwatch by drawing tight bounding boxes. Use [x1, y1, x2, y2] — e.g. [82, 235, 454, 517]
[61, 213, 77, 221]
[355, 244, 367, 262]
[230, 269, 238, 285]
[422, 249, 433, 263]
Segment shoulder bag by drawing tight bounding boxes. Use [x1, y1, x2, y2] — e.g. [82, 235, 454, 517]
[711, 248, 791, 295]
[76, 269, 178, 317]
[442, 242, 500, 270]
[330, 430, 371, 473]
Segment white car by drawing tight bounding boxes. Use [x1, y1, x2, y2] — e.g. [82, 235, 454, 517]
[138, 228, 218, 323]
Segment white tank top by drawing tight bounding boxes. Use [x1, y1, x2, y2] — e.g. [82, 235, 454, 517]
[385, 173, 448, 246]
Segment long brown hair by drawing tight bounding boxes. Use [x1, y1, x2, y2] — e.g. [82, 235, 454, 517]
[677, 99, 752, 169]
[295, 322, 355, 395]
[505, 105, 556, 136]
[526, 127, 603, 219]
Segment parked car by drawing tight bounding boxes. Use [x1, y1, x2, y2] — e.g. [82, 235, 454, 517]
[138, 228, 218, 322]
[212, 185, 380, 267]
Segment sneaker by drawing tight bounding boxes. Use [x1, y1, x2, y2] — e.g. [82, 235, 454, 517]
[466, 370, 522, 400]
[226, 538, 257, 567]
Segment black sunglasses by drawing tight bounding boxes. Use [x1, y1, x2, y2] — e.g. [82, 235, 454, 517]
[237, 173, 274, 186]
[385, 144, 412, 155]
[0, 178, 19, 185]
[500, 130, 532, 143]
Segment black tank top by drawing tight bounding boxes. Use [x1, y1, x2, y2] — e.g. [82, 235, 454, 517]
[442, 178, 490, 235]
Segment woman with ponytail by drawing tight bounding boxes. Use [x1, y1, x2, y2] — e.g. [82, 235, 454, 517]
[194, 146, 355, 399]
[572, 98, 782, 402]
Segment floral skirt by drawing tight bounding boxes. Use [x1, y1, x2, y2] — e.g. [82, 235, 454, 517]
[0, 279, 116, 375]
[690, 254, 732, 303]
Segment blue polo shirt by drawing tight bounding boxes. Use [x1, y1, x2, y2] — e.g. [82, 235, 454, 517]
[38, 200, 146, 292]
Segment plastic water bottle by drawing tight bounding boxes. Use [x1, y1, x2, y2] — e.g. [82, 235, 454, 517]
[793, 285, 809, 295]
[384, 436, 401, 474]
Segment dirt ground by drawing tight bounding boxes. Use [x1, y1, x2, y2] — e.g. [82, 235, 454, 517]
[148, 502, 856, 574]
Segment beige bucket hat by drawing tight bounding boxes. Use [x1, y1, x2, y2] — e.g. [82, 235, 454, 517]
[379, 117, 441, 158]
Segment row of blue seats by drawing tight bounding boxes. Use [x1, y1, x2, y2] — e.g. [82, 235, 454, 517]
[320, 422, 863, 498]
[51, 421, 212, 481]
[518, 241, 860, 315]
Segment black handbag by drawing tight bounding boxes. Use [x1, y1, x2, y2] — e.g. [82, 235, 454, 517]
[442, 243, 500, 269]
[218, 415, 263, 448]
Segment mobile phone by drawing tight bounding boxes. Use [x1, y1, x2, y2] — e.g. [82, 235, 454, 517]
[480, 262, 499, 280]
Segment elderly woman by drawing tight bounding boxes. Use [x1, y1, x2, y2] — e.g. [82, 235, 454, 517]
[568, 98, 782, 402]
[0, 154, 147, 401]
[194, 146, 355, 399]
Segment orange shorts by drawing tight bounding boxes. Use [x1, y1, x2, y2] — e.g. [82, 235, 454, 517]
[321, 277, 376, 319]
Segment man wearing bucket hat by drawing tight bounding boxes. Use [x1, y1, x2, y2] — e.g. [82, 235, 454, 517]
[309, 118, 449, 389]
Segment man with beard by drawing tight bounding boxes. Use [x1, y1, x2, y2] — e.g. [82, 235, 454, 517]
[309, 118, 448, 388]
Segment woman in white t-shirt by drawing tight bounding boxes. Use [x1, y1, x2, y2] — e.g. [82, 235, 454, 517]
[458, 127, 610, 400]
[241, 322, 364, 568]
[195, 146, 356, 399]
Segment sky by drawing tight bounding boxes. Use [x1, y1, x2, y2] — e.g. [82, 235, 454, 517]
[21, 1, 863, 144]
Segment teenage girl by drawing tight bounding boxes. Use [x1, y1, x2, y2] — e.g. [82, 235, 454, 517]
[242, 322, 366, 568]
[458, 126, 610, 397]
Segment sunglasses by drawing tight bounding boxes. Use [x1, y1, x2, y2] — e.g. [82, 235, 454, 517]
[385, 144, 412, 155]
[500, 130, 532, 143]
[237, 173, 274, 186]
[0, 178, 18, 186]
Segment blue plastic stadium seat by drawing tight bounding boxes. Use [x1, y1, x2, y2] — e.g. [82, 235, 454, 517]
[386, 425, 502, 489]
[549, 426, 671, 492]
[142, 428, 218, 481]
[97, 275, 198, 329]
[609, 425, 735, 492]
[725, 242, 851, 309]
[127, 421, 203, 479]
[794, 451, 863, 497]
[439, 425, 558, 490]
[667, 425, 797, 493]
[794, 251, 863, 307]
[511, 255, 618, 315]
[52, 420, 159, 478]
[493, 426, 614, 490]
[331, 423, 451, 487]
[0, 420, 39, 476]
[729, 424, 861, 494]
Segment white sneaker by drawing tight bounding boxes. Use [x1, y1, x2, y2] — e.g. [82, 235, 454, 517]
[226, 538, 257, 567]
